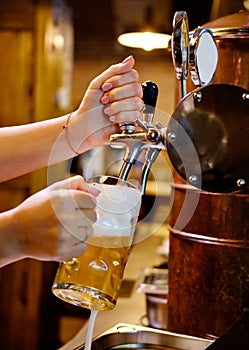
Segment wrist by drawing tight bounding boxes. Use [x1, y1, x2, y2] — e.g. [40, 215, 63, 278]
[62, 112, 83, 156]
[62, 110, 95, 155]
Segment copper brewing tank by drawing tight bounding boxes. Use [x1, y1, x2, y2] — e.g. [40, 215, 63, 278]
[167, 11, 249, 339]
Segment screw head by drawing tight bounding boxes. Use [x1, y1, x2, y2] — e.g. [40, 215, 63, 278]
[237, 178, 246, 187]
[194, 91, 202, 102]
[167, 132, 176, 141]
[189, 175, 198, 183]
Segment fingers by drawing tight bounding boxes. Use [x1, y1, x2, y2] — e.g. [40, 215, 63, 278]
[90, 55, 136, 90]
[62, 205, 97, 228]
[101, 69, 139, 93]
[50, 175, 84, 190]
[56, 242, 88, 261]
[12, 177, 99, 263]
[100, 67, 142, 106]
[102, 90, 143, 123]
[101, 78, 142, 104]
[60, 225, 93, 243]
[103, 97, 144, 122]
[50, 191, 97, 236]
[76, 56, 143, 130]
[56, 224, 93, 260]
[97, 57, 143, 124]
[48, 176, 99, 242]
[50, 175, 100, 197]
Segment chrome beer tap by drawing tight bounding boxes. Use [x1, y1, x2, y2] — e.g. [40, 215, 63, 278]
[110, 81, 167, 194]
[110, 12, 247, 195]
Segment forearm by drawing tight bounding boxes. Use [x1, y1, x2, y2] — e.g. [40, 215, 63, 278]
[0, 56, 142, 183]
[0, 110, 118, 182]
[0, 115, 81, 182]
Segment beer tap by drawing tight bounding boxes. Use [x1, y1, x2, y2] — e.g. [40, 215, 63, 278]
[137, 81, 160, 194]
[110, 12, 244, 195]
[110, 81, 165, 194]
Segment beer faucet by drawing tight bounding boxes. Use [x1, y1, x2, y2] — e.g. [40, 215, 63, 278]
[110, 81, 167, 194]
[109, 12, 216, 195]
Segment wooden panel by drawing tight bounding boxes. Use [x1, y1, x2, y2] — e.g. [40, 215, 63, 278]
[0, 260, 43, 349]
[0, 1, 74, 349]
[34, 0, 74, 119]
[0, 31, 33, 126]
[0, 0, 34, 29]
[0, 176, 30, 211]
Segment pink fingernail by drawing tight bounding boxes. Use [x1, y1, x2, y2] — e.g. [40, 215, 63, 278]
[88, 184, 101, 197]
[122, 55, 133, 64]
[102, 82, 113, 92]
[110, 115, 117, 122]
[101, 95, 110, 104]
[91, 188, 100, 197]
[104, 106, 111, 115]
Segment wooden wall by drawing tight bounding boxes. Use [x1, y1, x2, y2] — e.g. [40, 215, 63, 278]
[0, 1, 73, 349]
[0, 0, 178, 348]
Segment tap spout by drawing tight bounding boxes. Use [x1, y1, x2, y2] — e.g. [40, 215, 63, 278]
[141, 148, 161, 194]
[110, 132, 148, 180]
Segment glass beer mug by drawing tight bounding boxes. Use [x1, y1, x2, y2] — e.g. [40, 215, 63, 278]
[52, 175, 141, 311]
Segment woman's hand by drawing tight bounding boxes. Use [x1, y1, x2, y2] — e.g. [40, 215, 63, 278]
[0, 56, 143, 182]
[70, 56, 143, 151]
[0, 176, 98, 266]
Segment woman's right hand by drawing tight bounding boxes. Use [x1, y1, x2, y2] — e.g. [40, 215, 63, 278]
[69, 55, 143, 152]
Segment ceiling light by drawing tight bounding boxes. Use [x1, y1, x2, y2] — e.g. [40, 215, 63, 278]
[117, 31, 171, 51]
[116, 3, 172, 51]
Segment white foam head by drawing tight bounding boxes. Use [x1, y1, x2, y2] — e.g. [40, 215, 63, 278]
[87, 183, 141, 247]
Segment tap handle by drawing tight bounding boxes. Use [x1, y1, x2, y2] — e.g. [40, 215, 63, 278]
[142, 81, 158, 124]
[119, 81, 158, 134]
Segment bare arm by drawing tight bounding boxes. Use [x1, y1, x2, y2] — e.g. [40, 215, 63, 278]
[0, 56, 143, 182]
[0, 56, 143, 268]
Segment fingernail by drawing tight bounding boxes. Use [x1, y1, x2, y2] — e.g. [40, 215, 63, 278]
[110, 115, 117, 122]
[102, 82, 113, 92]
[101, 95, 110, 104]
[88, 185, 101, 197]
[122, 55, 133, 64]
[91, 188, 101, 197]
[104, 106, 111, 115]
